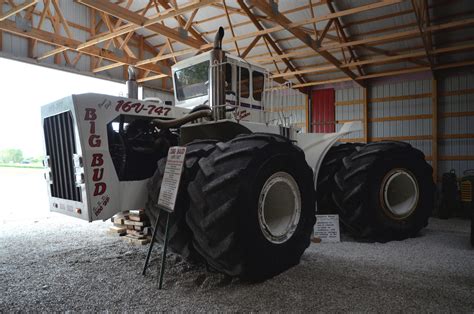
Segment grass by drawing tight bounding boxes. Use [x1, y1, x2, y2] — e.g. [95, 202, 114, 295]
[0, 163, 44, 169]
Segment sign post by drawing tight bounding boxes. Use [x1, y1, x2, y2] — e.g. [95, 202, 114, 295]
[141, 146, 187, 290]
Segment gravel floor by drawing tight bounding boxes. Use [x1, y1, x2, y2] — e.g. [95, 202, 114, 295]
[1, 215, 473, 312]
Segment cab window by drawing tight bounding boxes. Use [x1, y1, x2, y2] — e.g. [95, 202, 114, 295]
[253, 71, 264, 101]
[239, 67, 250, 98]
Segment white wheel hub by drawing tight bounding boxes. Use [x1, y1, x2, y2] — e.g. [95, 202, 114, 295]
[258, 172, 301, 244]
[381, 169, 419, 219]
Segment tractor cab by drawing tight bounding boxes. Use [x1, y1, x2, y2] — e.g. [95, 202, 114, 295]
[172, 50, 268, 125]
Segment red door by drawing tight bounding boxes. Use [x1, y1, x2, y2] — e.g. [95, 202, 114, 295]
[311, 88, 335, 133]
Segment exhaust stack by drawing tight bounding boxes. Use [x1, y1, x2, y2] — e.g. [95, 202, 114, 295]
[126, 66, 138, 99]
[209, 27, 226, 120]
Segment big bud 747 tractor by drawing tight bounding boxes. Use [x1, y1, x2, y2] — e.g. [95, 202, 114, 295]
[41, 28, 434, 281]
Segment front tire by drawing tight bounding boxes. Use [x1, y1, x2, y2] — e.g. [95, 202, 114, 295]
[145, 140, 217, 260]
[186, 134, 315, 281]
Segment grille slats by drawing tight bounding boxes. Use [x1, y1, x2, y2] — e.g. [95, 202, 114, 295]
[44, 112, 82, 202]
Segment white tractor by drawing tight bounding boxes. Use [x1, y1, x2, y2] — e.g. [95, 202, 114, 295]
[41, 28, 434, 281]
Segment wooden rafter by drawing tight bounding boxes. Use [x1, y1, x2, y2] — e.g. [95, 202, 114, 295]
[292, 59, 474, 88]
[249, 0, 362, 87]
[411, 0, 434, 68]
[0, 18, 170, 75]
[237, 0, 305, 85]
[39, 0, 217, 60]
[326, 1, 364, 76]
[156, 0, 208, 45]
[0, 0, 37, 21]
[222, 0, 240, 56]
[270, 42, 474, 79]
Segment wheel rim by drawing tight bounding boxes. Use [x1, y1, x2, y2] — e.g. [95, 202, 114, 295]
[381, 169, 419, 220]
[258, 172, 301, 244]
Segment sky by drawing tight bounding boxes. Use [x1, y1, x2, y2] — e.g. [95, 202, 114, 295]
[0, 57, 128, 158]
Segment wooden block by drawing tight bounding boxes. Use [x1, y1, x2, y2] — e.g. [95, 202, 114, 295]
[126, 229, 147, 239]
[112, 217, 125, 225]
[123, 235, 150, 245]
[129, 209, 145, 216]
[108, 226, 127, 236]
[143, 227, 150, 235]
[124, 220, 145, 226]
[134, 225, 144, 231]
[128, 215, 147, 222]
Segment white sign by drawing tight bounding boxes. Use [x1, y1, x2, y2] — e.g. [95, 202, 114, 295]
[314, 215, 340, 243]
[157, 146, 187, 213]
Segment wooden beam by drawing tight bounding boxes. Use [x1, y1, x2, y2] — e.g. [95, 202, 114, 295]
[363, 87, 368, 143]
[156, 0, 208, 45]
[0, 18, 170, 76]
[326, 1, 364, 76]
[411, 0, 434, 70]
[39, 0, 215, 60]
[222, 0, 240, 56]
[292, 59, 474, 88]
[241, 35, 261, 58]
[432, 79, 438, 182]
[0, 0, 37, 21]
[137, 73, 167, 83]
[202, 0, 402, 52]
[0, 0, 3, 50]
[237, 0, 305, 84]
[249, 0, 362, 86]
[321, 18, 474, 52]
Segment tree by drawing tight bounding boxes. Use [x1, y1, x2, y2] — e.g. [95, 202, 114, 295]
[0, 149, 24, 163]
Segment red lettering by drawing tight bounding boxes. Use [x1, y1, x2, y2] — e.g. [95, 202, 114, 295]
[93, 183, 107, 196]
[89, 135, 101, 147]
[84, 108, 97, 121]
[92, 168, 104, 181]
[91, 154, 104, 167]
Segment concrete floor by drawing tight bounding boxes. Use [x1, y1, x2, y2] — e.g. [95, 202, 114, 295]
[1, 215, 472, 312]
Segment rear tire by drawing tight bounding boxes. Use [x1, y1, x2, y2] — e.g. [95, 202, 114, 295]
[186, 134, 315, 281]
[316, 143, 363, 214]
[332, 141, 434, 241]
[145, 140, 217, 260]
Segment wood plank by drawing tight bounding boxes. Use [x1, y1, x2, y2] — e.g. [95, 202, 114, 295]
[439, 134, 474, 139]
[370, 92, 432, 103]
[441, 111, 474, 118]
[248, 0, 362, 87]
[439, 88, 474, 97]
[371, 113, 433, 122]
[439, 155, 474, 161]
[0, 0, 37, 21]
[0, 19, 170, 76]
[363, 87, 368, 143]
[62, 0, 216, 54]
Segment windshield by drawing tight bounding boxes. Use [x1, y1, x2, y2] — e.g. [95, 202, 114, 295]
[174, 61, 209, 101]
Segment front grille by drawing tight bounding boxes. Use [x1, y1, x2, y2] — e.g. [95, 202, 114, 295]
[43, 112, 82, 202]
[460, 180, 472, 202]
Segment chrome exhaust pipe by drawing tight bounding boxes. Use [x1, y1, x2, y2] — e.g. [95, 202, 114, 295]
[126, 66, 138, 99]
[209, 27, 226, 120]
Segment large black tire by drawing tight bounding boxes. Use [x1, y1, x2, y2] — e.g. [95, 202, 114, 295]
[145, 139, 217, 260]
[186, 133, 315, 281]
[316, 143, 363, 214]
[332, 141, 434, 241]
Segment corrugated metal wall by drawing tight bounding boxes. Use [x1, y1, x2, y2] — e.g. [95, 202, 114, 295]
[264, 85, 307, 131]
[439, 73, 474, 177]
[331, 74, 474, 180]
